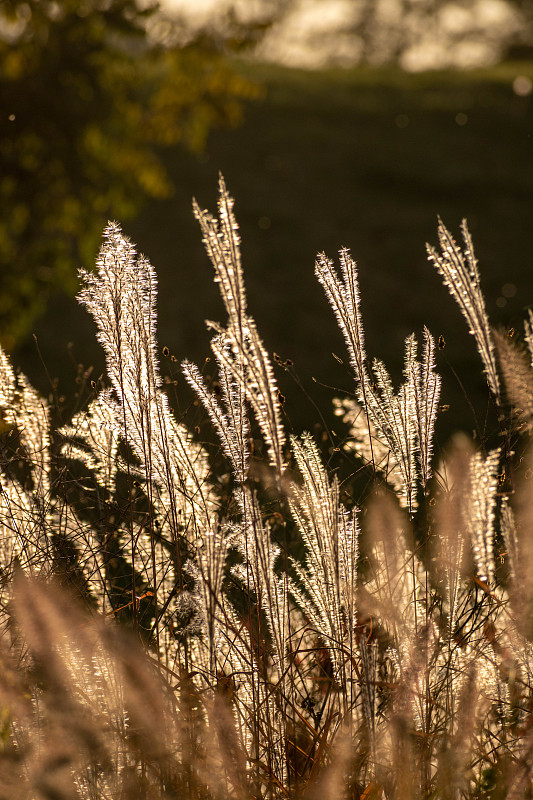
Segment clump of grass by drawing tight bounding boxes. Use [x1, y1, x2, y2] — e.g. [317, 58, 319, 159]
[1, 177, 533, 799]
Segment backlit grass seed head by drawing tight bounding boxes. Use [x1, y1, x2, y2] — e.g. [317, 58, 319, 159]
[79, 221, 217, 542]
[466, 448, 500, 586]
[195, 181, 285, 476]
[427, 219, 500, 403]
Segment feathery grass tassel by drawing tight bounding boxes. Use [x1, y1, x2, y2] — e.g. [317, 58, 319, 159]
[182, 356, 249, 483]
[427, 219, 500, 404]
[79, 222, 216, 543]
[289, 432, 360, 683]
[315, 249, 369, 391]
[60, 392, 120, 495]
[367, 339, 418, 512]
[466, 448, 500, 587]
[193, 174, 247, 336]
[195, 180, 286, 477]
[412, 326, 441, 489]
[493, 327, 533, 431]
[524, 309, 533, 368]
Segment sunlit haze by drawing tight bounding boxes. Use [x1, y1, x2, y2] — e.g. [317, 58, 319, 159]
[158, 0, 522, 70]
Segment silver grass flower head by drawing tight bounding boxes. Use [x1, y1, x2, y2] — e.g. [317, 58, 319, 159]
[193, 174, 247, 333]
[315, 248, 368, 390]
[78, 221, 217, 539]
[0, 343, 16, 413]
[493, 327, 533, 429]
[182, 352, 249, 483]
[524, 308, 533, 367]
[319, 251, 440, 510]
[466, 448, 500, 586]
[194, 180, 285, 475]
[333, 396, 405, 497]
[289, 433, 360, 676]
[411, 326, 441, 488]
[427, 219, 500, 402]
[60, 391, 120, 494]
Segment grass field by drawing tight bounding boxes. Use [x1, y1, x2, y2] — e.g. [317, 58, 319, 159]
[17, 60, 533, 442]
[6, 173, 533, 798]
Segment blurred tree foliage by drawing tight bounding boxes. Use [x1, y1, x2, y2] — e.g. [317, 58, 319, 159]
[0, 0, 260, 347]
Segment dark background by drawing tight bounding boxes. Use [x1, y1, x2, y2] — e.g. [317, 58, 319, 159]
[2, 1, 532, 449]
[16, 62, 533, 446]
